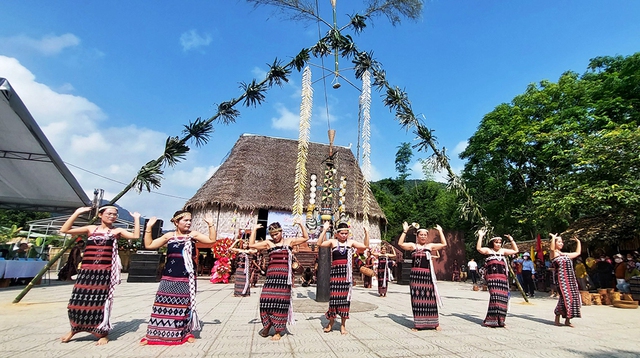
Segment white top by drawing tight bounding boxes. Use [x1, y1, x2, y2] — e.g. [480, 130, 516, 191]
[468, 260, 478, 270]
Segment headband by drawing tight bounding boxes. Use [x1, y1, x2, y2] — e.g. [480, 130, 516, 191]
[268, 227, 282, 233]
[172, 212, 190, 222]
[98, 205, 118, 213]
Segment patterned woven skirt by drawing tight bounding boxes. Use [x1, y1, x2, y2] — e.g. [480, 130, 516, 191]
[259, 253, 291, 333]
[234, 266, 250, 297]
[142, 276, 193, 345]
[67, 242, 114, 337]
[377, 259, 389, 296]
[483, 259, 509, 327]
[554, 256, 581, 319]
[409, 266, 439, 329]
[326, 258, 351, 320]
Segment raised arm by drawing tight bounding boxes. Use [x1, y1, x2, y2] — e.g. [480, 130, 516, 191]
[204, 216, 217, 242]
[352, 226, 370, 251]
[476, 228, 491, 255]
[318, 221, 333, 248]
[119, 212, 141, 240]
[567, 235, 581, 260]
[249, 223, 271, 250]
[502, 234, 518, 255]
[289, 220, 309, 246]
[60, 207, 93, 236]
[397, 221, 415, 251]
[429, 224, 447, 250]
[387, 244, 397, 258]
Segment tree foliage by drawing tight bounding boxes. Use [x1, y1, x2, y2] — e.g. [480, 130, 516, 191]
[394, 142, 413, 180]
[460, 53, 640, 244]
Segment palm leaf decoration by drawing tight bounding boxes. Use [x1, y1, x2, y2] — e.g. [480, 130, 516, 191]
[133, 160, 164, 193]
[292, 48, 311, 71]
[163, 136, 190, 167]
[267, 58, 292, 87]
[183, 117, 213, 147]
[240, 80, 268, 107]
[348, 13, 367, 33]
[216, 101, 241, 124]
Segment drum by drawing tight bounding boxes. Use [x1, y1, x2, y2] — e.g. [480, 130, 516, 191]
[359, 266, 375, 277]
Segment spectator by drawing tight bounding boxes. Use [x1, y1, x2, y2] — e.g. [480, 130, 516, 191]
[452, 259, 461, 282]
[467, 258, 478, 284]
[574, 257, 589, 291]
[521, 252, 536, 297]
[617, 257, 640, 293]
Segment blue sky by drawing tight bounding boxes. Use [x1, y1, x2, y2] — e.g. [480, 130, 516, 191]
[1, 1, 639, 223]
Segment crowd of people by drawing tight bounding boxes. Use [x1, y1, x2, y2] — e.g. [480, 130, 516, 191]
[54, 206, 640, 346]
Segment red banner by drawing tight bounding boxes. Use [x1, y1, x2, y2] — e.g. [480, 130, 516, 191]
[536, 234, 544, 262]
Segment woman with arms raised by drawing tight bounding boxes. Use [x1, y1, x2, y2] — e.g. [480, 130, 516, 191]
[398, 222, 447, 331]
[317, 221, 370, 335]
[60, 206, 140, 345]
[250, 220, 309, 341]
[140, 211, 216, 345]
[549, 233, 582, 327]
[476, 229, 518, 328]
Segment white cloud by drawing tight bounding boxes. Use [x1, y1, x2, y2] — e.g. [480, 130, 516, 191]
[453, 140, 468, 156]
[0, 55, 200, 221]
[271, 103, 299, 130]
[251, 67, 267, 79]
[0, 33, 80, 56]
[180, 30, 212, 52]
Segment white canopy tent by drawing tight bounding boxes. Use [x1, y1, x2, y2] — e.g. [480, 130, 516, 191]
[0, 77, 90, 213]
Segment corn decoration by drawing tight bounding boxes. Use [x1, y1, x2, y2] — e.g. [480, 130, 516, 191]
[359, 69, 372, 225]
[305, 174, 318, 230]
[338, 176, 348, 223]
[293, 66, 313, 218]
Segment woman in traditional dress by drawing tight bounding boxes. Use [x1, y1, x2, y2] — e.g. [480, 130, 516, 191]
[372, 244, 397, 297]
[140, 211, 216, 345]
[362, 249, 374, 288]
[59, 206, 141, 345]
[317, 221, 370, 335]
[549, 233, 582, 327]
[476, 229, 519, 328]
[249, 220, 309, 341]
[230, 239, 257, 297]
[398, 221, 447, 331]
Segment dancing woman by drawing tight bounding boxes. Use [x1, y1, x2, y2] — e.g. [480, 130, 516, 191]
[398, 222, 447, 331]
[229, 239, 257, 297]
[140, 211, 216, 345]
[317, 221, 370, 335]
[59, 206, 141, 345]
[249, 220, 309, 341]
[476, 229, 519, 328]
[549, 233, 582, 327]
[372, 244, 397, 297]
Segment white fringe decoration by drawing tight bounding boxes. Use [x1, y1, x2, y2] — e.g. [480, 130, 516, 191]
[360, 69, 372, 223]
[293, 66, 313, 217]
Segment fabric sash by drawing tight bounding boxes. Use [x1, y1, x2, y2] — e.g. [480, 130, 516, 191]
[242, 252, 250, 295]
[424, 250, 443, 308]
[96, 228, 122, 331]
[179, 234, 201, 331]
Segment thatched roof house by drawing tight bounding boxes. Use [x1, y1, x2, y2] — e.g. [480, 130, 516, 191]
[185, 134, 386, 243]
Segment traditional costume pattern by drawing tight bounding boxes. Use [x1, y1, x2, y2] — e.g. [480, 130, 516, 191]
[410, 248, 441, 329]
[234, 252, 251, 296]
[553, 255, 581, 319]
[67, 228, 121, 337]
[259, 245, 294, 334]
[326, 243, 353, 320]
[483, 251, 509, 327]
[141, 235, 200, 345]
[377, 255, 391, 296]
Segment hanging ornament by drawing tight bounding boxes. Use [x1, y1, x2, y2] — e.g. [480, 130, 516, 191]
[293, 66, 313, 218]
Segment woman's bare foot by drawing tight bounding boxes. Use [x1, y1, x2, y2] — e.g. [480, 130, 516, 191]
[565, 319, 574, 327]
[60, 331, 74, 343]
[435, 326, 442, 331]
[340, 326, 348, 335]
[96, 336, 109, 346]
[271, 333, 282, 341]
[554, 315, 562, 326]
[187, 336, 196, 343]
[323, 325, 332, 333]
[139, 338, 148, 346]
[411, 327, 419, 331]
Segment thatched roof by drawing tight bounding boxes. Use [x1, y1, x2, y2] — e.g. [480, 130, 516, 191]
[185, 134, 386, 221]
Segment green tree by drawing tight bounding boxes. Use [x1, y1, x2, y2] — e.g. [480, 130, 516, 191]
[0, 209, 50, 229]
[394, 142, 413, 180]
[460, 53, 640, 243]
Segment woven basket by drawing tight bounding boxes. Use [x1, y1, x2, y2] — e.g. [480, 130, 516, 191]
[611, 292, 622, 302]
[591, 293, 602, 305]
[580, 291, 592, 306]
[359, 266, 375, 277]
[613, 299, 638, 309]
[622, 293, 635, 301]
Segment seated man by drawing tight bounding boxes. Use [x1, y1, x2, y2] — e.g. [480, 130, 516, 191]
[617, 258, 640, 293]
[301, 267, 314, 287]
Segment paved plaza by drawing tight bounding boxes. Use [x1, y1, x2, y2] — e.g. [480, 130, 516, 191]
[0, 275, 638, 358]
